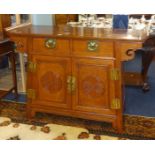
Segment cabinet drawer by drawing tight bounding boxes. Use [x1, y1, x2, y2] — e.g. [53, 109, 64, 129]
[120, 41, 142, 61]
[72, 39, 114, 57]
[32, 38, 70, 56]
[10, 36, 27, 53]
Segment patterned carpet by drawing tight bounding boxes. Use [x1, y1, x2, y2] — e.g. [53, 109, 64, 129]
[0, 117, 121, 140]
[1, 102, 155, 139]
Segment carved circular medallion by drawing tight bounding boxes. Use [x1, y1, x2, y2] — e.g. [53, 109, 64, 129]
[82, 76, 105, 98]
[40, 71, 62, 94]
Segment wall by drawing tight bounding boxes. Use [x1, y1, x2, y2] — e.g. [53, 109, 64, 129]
[31, 14, 53, 26]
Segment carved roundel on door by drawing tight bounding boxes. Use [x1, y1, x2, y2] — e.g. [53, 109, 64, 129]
[40, 71, 62, 94]
[81, 76, 105, 98]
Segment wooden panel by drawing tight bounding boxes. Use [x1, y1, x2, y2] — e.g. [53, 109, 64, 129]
[72, 58, 116, 115]
[32, 38, 70, 56]
[10, 36, 27, 53]
[0, 14, 11, 37]
[55, 14, 78, 25]
[0, 41, 14, 55]
[30, 105, 116, 123]
[72, 39, 114, 58]
[31, 55, 71, 109]
[120, 41, 142, 61]
[0, 90, 8, 99]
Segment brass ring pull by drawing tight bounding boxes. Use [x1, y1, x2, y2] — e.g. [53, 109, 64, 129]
[87, 40, 99, 51]
[45, 38, 56, 49]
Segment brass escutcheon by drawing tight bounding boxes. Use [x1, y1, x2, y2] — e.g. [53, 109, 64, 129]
[45, 38, 56, 49]
[87, 40, 99, 51]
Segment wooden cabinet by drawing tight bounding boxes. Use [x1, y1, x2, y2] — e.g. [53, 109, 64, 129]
[26, 37, 122, 132]
[7, 26, 146, 133]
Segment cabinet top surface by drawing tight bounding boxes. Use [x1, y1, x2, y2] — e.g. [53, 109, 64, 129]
[7, 25, 148, 41]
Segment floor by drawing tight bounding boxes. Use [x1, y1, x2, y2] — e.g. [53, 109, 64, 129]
[0, 116, 121, 140]
[124, 54, 155, 117]
[0, 101, 154, 139]
[0, 67, 25, 93]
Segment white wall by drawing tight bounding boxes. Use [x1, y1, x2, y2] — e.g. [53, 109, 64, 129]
[31, 14, 53, 26]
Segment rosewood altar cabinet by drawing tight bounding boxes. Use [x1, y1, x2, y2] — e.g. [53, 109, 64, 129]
[7, 25, 147, 132]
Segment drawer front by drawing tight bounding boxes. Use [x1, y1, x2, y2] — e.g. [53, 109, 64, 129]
[32, 38, 70, 56]
[72, 39, 114, 58]
[10, 36, 27, 53]
[120, 41, 142, 61]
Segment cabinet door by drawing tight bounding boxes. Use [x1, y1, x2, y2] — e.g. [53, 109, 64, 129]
[72, 58, 117, 115]
[30, 55, 71, 109]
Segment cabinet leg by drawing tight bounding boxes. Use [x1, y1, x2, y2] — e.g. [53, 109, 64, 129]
[112, 120, 123, 133]
[112, 121, 117, 130]
[9, 51, 18, 98]
[19, 53, 26, 93]
[116, 120, 123, 134]
[117, 125, 123, 134]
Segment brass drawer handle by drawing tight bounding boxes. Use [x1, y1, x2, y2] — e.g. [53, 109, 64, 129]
[87, 40, 99, 51]
[45, 38, 56, 49]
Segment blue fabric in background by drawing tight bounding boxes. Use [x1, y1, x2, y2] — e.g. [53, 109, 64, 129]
[113, 15, 129, 29]
[0, 56, 8, 69]
[124, 53, 155, 117]
[1, 93, 27, 104]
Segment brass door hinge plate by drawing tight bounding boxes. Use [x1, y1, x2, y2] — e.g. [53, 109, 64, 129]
[111, 98, 121, 109]
[110, 68, 120, 81]
[27, 89, 36, 99]
[67, 75, 76, 94]
[71, 76, 76, 93]
[28, 61, 37, 72]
